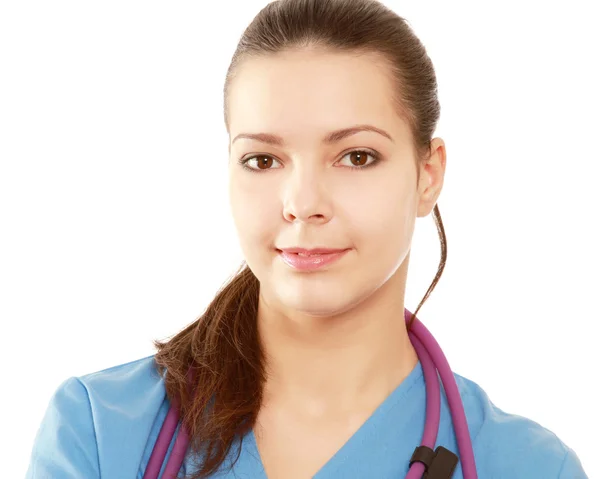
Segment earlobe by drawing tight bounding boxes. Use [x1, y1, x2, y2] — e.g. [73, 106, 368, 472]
[416, 189, 439, 218]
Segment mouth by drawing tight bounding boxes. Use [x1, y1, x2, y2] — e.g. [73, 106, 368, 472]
[276, 247, 351, 255]
[275, 248, 350, 271]
[276, 250, 344, 256]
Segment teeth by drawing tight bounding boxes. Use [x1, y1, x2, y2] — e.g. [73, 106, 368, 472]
[297, 252, 321, 257]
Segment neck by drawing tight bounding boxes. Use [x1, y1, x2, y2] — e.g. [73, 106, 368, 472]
[256, 274, 419, 417]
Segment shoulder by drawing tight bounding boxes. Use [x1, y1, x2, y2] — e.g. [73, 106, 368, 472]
[77, 354, 164, 404]
[27, 355, 168, 479]
[78, 355, 168, 472]
[452, 373, 587, 478]
[75, 354, 167, 439]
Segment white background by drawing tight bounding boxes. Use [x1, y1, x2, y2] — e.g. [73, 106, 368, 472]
[1, 1, 598, 477]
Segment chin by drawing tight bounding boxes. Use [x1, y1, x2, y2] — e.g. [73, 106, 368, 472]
[273, 281, 368, 319]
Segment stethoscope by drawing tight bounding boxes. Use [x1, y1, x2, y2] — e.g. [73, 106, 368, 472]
[142, 308, 478, 479]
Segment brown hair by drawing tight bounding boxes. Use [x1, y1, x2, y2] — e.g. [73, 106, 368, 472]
[153, 0, 447, 476]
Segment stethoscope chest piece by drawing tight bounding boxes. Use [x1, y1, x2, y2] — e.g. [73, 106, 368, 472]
[410, 445, 459, 479]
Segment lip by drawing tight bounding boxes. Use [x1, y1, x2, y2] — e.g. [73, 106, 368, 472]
[276, 247, 350, 271]
[279, 247, 349, 255]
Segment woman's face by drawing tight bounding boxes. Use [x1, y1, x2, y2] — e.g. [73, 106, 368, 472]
[227, 49, 441, 318]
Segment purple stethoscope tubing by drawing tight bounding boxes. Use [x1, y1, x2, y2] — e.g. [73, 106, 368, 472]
[142, 308, 478, 478]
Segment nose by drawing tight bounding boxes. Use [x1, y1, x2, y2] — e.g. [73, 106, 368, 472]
[282, 164, 332, 224]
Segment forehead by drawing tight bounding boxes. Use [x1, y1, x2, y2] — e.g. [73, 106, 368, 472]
[228, 50, 409, 146]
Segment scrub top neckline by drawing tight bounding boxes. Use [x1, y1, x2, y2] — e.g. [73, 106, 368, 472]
[247, 359, 424, 479]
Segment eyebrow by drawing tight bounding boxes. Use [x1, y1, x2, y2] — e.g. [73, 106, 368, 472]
[231, 124, 394, 146]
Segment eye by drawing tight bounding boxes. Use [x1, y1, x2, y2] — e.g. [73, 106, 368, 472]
[237, 149, 381, 172]
[337, 149, 381, 169]
[238, 154, 283, 171]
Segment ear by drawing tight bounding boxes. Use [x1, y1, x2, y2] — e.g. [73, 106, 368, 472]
[416, 138, 446, 218]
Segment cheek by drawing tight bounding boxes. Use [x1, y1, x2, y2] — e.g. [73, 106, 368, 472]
[229, 178, 278, 246]
[347, 179, 415, 252]
[353, 171, 412, 214]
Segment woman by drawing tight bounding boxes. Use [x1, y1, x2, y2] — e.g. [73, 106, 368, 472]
[26, 0, 587, 477]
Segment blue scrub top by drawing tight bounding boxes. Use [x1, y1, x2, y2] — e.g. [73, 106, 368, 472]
[26, 355, 588, 478]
